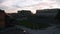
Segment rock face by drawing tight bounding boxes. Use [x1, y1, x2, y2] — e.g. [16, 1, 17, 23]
[0, 9, 16, 30]
[0, 9, 6, 30]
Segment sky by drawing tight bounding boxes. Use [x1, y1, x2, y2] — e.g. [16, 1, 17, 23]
[0, 0, 60, 13]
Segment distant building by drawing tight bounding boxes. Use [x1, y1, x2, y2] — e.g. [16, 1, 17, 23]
[18, 10, 33, 19]
[18, 10, 33, 20]
[36, 9, 58, 18]
[18, 10, 33, 16]
[7, 13, 18, 19]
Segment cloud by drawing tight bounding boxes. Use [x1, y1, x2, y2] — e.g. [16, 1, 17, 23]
[0, 0, 42, 8]
[0, 0, 60, 13]
[0, 0, 4, 3]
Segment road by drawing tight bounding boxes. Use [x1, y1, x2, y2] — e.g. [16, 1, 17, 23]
[0, 24, 60, 34]
[15, 25, 60, 34]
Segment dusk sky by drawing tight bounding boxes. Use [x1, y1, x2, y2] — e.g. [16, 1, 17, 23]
[0, 0, 60, 13]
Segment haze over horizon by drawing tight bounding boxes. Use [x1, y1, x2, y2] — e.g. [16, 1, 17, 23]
[0, 0, 60, 13]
